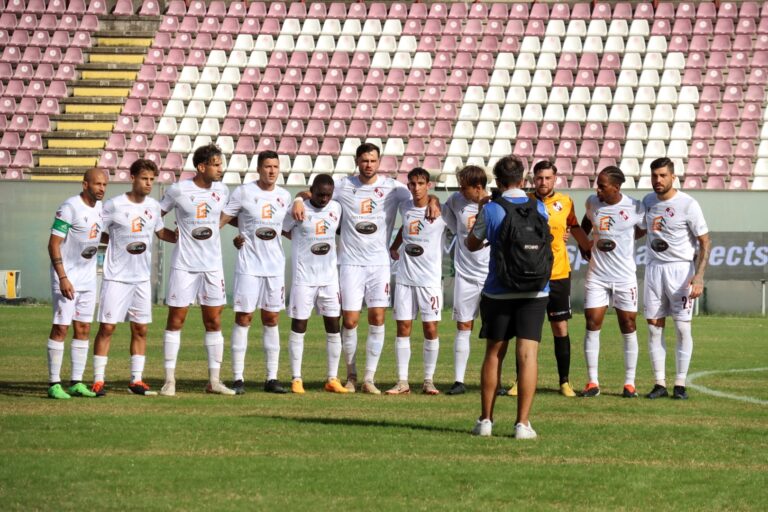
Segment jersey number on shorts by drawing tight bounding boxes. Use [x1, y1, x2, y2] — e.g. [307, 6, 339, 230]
[430, 296, 440, 311]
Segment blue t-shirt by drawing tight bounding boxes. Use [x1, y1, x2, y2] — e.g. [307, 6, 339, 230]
[472, 189, 550, 298]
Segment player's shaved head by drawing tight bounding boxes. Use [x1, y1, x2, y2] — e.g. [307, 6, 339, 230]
[311, 173, 334, 190]
[83, 167, 105, 183]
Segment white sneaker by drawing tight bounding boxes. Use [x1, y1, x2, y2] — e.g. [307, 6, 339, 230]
[206, 380, 236, 395]
[471, 418, 493, 437]
[514, 422, 537, 440]
[159, 380, 176, 397]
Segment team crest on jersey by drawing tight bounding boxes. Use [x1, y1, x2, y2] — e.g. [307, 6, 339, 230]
[56, 210, 63, 218]
[598, 216, 615, 231]
[665, 206, 676, 218]
[360, 198, 376, 214]
[328, 211, 338, 221]
[315, 219, 331, 235]
[408, 219, 425, 235]
[261, 203, 277, 219]
[131, 216, 146, 233]
[144, 209, 153, 219]
[211, 191, 221, 202]
[88, 223, 100, 239]
[196, 202, 211, 219]
[651, 215, 667, 232]
[276, 197, 285, 208]
[553, 201, 563, 212]
[373, 187, 384, 199]
[619, 210, 629, 221]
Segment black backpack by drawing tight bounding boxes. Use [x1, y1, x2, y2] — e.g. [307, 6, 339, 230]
[492, 197, 553, 292]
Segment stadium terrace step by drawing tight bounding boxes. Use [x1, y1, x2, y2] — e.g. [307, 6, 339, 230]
[46, 131, 113, 139]
[51, 114, 119, 122]
[45, 139, 106, 150]
[96, 37, 154, 48]
[89, 54, 146, 65]
[29, 169, 97, 180]
[37, 148, 103, 157]
[63, 104, 124, 114]
[37, 156, 99, 167]
[74, 80, 135, 88]
[55, 121, 116, 132]
[73, 87, 132, 97]
[80, 70, 138, 81]
[79, 63, 142, 72]
[88, 47, 147, 55]
[95, 30, 158, 39]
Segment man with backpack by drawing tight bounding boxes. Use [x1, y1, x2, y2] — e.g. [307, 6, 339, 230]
[465, 156, 552, 439]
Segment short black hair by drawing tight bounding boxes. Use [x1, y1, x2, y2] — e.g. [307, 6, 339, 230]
[407, 167, 431, 183]
[129, 158, 159, 177]
[192, 143, 222, 168]
[493, 155, 525, 188]
[533, 159, 558, 175]
[457, 165, 487, 188]
[310, 173, 334, 190]
[258, 150, 279, 167]
[599, 165, 626, 186]
[356, 142, 380, 159]
[650, 157, 674, 175]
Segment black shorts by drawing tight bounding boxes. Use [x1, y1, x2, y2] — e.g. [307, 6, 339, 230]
[547, 278, 572, 322]
[479, 295, 548, 342]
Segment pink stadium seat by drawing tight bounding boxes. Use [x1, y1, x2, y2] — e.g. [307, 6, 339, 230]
[139, 0, 160, 15]
[426, 139, 447, 157]
[735, 141, 756, 159]
[236, 136, 257, 154]
[80, 13, 99, 31]
[612, 2, 633, 19]
[113, 0, 133, 15]
[574, 159, 595, 176]
[20, 132, 41, 150]
[149, 135, 170, 152]
[226, 101, 248, 120]
[578, 140, 599, 159]
[731, 158, 753, 176]
[705, 177, 725, 190]
[686, 159, 706, 176]
[162, 153, 184, 172]
[738, 121, 759, 139]
[689, 140, 710, 158]
[513, 139, 534, 158]
[683, 176, 703, 189]
[242, 118, 262, 136]
[570, 176, 590, 189]
[728, 177, 749, 191]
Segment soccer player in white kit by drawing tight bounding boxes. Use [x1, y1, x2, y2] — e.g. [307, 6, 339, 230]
[90, 159, 177, 397]
[441, 165, 489, 395]
[220, 150, 292, 394]
[292, 143, 438, 394]
[158, 144, 234, 396]
[580, 167, 646, 398]
[281, 174, 348, 394]
[45, 168, 107, 399]
[643, 158, 711, 400]
[386, 168, 448, 395]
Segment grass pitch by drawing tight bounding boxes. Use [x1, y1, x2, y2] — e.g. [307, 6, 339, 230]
[1, 306, 766, 511]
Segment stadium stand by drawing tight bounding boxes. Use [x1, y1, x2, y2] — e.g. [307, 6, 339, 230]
[0, 1, 767, 189]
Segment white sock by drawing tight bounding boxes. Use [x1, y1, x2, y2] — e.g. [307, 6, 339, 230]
[70, 339, 89, 382]
[622, 331, 638, 386]
[647, 324, 666, 385]
[423, 338, 439, 381]
[674, 320, 693, 387]
[342, 326, 358, 377]
[93, 355, 108, 383]
[230, 324, 249, 381]
[584, 330, 600, 384]
[47, 339, 64, 383]
[263, 325, 280, 380]
[364, 324, 385, 382]
[453, 329, 471, 383]
[130, 355, 145, 383]
[163, 330, 181, 382]
[326, 332, 342, 379]
[395, 336, 411, 381]
[205, 331, 224, 382]
[289, 330, 305, 379]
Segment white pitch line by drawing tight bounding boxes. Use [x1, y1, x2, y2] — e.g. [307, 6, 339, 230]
[687, 367, 768, 405]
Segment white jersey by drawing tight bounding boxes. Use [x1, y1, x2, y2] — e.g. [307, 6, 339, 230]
[396, 200, 447, 288]
[442, 192, 489, 285]
[102, 194, 164, 283]
[643, 191, 708, 263]
[159, 179, 228, 272]
[283, 199, 342, 286]
[223, 181, 291, 277]
[585, 193, 646, 284]
[50, 194, 103, 290]
[333, 174, 411, 266]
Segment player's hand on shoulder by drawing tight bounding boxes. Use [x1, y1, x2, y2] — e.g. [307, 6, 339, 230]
[389, 247, 400, 260]
[233, 234, 245, 249]
[426, 195, 442, 220]
[291, 197, 306, 221]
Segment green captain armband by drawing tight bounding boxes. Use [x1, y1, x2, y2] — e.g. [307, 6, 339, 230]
[52, 218, 71, 234]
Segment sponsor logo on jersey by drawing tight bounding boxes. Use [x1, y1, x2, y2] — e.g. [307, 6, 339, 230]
[126, 241, 147, 254]
[255, 227, 277, 240]
[81, 246, 98, 259]
[196, 202, 211, 219]
[261, 203, 277, 219]
[404, 244, 424, 256]
[191, 227, 213, 240]
[408, 219, 424, 235]
[596, 239, 616, 252]
[311, 242, 331, 255]
[619, 210, 629, 221]
[131, 216, 146, 233]
[651, 215, 666, 232]
[315, 219, 331, 236]
[88, 223, 100, 239]
[354, 221, 377, 234]
[598, 216, 615, 231]
[650, 238, 669, 252]
[360, 198, 376, 214]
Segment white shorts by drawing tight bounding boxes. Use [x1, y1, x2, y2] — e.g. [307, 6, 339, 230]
[393, 283, 442, 322]
[51, 286, 96, 325]
[339, 264, 391, 311]
[584, 278, 638, 312]
[289, 282, 341, 319]
[233, 274, 285, 313]
[644, 261, 695, 321]
[452, 274, 484, 322]
[166, 267, 226, 307]
[99, 280, 152, 324]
